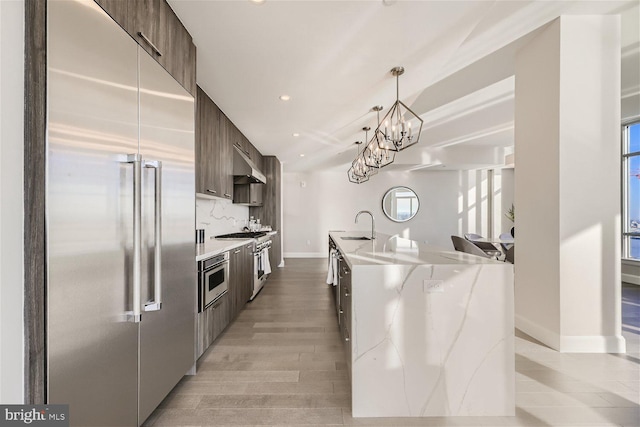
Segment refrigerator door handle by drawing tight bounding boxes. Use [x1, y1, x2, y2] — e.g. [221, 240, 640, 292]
[121, 153, 143, 323]
[144, 160, 163, 312]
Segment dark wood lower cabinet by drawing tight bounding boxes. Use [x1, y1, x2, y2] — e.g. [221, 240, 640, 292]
[242, 244, 254, 303]
[339, 261, 352, 374]
[230, 244, 254, 318]
[197, 245, 254, 359]
[229, 247, 244, 319]
[196, 293, 229, 358]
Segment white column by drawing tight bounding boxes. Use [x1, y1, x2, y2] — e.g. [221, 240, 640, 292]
[515, 16, 625, 352]
[0, 0, 26, 402]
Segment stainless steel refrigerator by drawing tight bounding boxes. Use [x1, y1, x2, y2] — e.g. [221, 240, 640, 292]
[46, 1, 195, 425]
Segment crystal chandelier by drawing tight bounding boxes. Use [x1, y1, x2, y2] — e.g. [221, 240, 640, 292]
[363, 105, 395, 168]
[378, 66, 423, 151]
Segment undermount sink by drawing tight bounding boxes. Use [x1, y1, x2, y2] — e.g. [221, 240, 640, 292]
[341, 236, 372, 240]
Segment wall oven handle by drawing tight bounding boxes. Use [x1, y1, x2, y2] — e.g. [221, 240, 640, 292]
[122, 154, 142, 323]
[144, 160, 163, 312]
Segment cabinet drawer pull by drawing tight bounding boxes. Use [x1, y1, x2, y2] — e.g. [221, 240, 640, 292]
[234, 249, 241, 254]
[224, 193, 232, 198]
[137, 31, 162, 57]
[339, 307, 344, 314]
[344, 291, 350, 298]
[206, 189, 217, 194]
[344, 330, 350, 342]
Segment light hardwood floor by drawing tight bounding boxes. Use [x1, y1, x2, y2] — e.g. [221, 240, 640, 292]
[144, 260, 640, 426]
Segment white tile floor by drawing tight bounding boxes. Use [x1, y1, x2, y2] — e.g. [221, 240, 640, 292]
[145, 262, 640, 426]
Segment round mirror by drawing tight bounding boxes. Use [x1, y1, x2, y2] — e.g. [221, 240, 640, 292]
[382, 186, 420, 222]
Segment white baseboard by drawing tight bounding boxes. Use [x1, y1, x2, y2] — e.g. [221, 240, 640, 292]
[515, 314, 560, 350]
[515, 314, 627, 353]
[284, 252, 326, 258]
[621, 273, 640, 286]
[559, 335, 626, 353]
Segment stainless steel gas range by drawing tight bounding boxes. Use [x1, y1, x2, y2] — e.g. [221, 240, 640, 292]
[215, 232, 273, 300]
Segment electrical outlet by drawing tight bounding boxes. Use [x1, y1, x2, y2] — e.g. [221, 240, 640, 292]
[424, 280, 444, 293]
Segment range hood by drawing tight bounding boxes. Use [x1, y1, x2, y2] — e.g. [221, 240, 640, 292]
[233, 146, 266, 184]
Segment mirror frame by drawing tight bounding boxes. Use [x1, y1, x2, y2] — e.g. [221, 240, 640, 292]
[381, 186, 420, 223]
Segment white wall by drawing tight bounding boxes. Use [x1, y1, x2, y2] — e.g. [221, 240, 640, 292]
[620, 2, 640, 283]
[0, 0, 25, 403]
[515, 16, 624, 353]
[499, 168, 515, 235]
[283, 169, 513, 257]
[621, 3, 640, 122]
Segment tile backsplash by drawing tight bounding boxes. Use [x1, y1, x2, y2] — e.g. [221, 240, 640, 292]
[196, 196, 249, 239]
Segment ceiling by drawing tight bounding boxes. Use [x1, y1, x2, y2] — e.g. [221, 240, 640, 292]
[169, 0, 640, 173]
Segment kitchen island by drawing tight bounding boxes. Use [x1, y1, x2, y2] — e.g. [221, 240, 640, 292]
[329, 231, 514, 418]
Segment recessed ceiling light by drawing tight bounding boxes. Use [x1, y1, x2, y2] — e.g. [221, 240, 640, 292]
[279, 95, 291, 101]
[299, 154, 305, 157]
[250, 0, 265, 4]
[292, 133, 300, 137]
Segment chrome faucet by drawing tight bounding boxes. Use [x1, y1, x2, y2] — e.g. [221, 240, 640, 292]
[355, 210, 376, 240]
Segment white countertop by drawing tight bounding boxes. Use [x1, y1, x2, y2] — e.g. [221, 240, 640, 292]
[329, 231, 504, 268]
[196, 230, 278, 261]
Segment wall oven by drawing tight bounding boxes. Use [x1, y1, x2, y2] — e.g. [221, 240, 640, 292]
[197, 251, 229, 312]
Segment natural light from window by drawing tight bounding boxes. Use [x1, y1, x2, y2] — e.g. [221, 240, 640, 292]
[623, 121, 639, 260]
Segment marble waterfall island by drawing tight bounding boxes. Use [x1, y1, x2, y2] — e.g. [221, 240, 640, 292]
[330, 232, 515, 418]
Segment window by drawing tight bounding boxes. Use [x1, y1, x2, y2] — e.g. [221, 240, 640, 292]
[622, 121, 640, 260]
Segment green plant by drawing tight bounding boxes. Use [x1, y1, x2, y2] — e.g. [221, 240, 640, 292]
[505, 204, 515, 222]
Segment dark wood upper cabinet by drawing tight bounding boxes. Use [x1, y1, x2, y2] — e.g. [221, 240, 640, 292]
[94, 0, 131, 31]
[233, 184, 263, 206]
[158, 1, 196, 95]
[229, 128, 263, 170]
[248, 142, 264, 171]
[196, 86, 217, 196]
[218, 114, 234, 200]
[250, 156, 282, 270]
[94, 0, 196, 96]
[128, 0, 163, 58]
[229, 121, 250, 167]
[196, 86, 233, 199]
